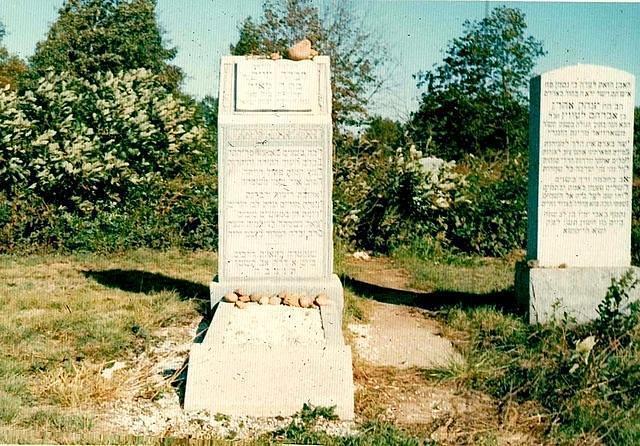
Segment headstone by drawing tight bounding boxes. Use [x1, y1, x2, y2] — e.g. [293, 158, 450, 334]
[184, 56, 354, 419]
[517, 64, 638, 323]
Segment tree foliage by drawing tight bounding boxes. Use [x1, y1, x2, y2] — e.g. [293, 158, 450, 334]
[0, 21, 28, 90]
[230, 0, 386, 129]
[29, 0, 182, 89]
[409, 6, 546, 160]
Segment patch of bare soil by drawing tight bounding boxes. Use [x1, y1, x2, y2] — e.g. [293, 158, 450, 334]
[349, 301, 463, 368]
[349, 300, 549, 445]
[354, 364, 549, 445]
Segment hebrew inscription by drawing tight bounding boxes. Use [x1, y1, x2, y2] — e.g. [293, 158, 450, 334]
[221, 125, 329, 279]
[531, 66, 635, 267]
[235, 60, 316, 111]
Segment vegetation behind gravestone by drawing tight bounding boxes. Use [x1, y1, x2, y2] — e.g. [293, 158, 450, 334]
[0, 69, 216, 253]
[333, 131, 529, 258]
[230, 0, 387, 130]
[408, 6, 546, 161]
[26, 0, 183, 91]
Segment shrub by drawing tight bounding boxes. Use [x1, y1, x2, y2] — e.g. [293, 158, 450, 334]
[0, 69, 215, 252]
[333, 141, 467, 253]
[445, 153, 528, 257]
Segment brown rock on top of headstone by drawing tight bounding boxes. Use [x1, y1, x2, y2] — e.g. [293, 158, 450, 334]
[223, 292, 238, 303]
[315, 293, 330, 306]
[259, 296, 270, 305]
[250, 293, 263, 303]
[269, 296, 282, 305]
[287, 38, 318, 61]
[283, 293, 301, 307]
[233, 289, 246, 297]
[235, 301, 247, 309]
[299, 294, 313, 308]
[270, 52, 281, 60]
[238, 294, 251, 303]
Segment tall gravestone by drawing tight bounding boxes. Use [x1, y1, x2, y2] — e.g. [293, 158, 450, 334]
[517, 64, 638, 323]
[184, 56, 354, 418]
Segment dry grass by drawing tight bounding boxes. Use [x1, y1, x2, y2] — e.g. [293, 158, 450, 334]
[0, 249, 213, 436]
[353, 358, 549, 445]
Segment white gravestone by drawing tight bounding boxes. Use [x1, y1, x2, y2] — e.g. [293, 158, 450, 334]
[517, 64, 638, 323]
[184, 56, 353, 419]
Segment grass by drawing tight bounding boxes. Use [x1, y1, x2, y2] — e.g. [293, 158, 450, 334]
[429, 272, 640, 446]
[0, 248, 211, 438]
[390, 244, 515, 296]
[3, 246, 637, 445]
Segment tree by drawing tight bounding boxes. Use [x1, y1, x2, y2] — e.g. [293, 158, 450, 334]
[230, 0, 386, 129]
[29, 0, 182, 89]
[408, 6, 546, 160]
[0, 21, 27, 90]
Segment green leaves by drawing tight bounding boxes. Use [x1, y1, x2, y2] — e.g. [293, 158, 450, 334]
[410, 6, 546, 160]
[28, 0, 182, 90]
[0, 68, 206, 221]
[230, 0, 386, 129]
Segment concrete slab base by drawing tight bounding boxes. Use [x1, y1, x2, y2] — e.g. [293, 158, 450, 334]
[184, 341, 354, 419]
[515, 263, 640, 324]
[184, 275, 354, 419]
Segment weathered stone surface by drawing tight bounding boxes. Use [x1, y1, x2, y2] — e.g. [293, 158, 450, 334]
[516, 263, 640, 323]
[186, 56, 352, 419]
[185, 303, 353, 419]
[528, 65, 635, 268]
[518, 64, 637, 324]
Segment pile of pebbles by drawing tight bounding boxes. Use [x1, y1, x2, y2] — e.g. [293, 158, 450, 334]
[223, 289, 330, 310]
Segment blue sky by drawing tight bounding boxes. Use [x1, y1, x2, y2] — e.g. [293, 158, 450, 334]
[1, 1, 639, 120]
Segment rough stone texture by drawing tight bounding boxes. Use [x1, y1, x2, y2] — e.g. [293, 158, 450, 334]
[527, 65, 635, 268]
[518, 65, 636, 324]
[516, 263, 640, 324]
[184, 303, 354, 419]
[185, 56, 352, 419]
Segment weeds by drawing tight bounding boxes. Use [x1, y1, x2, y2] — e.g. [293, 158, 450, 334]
[439, 271, 640, 445]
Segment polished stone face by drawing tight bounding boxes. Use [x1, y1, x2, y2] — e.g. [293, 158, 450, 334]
[528, 64, 635, 267]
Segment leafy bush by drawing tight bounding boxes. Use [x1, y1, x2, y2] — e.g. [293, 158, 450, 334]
[334, 141, 467, 253]
[445, 153, 528, 257]
[0, 69, 215, 252]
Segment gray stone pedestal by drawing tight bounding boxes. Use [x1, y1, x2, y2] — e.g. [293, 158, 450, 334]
[184, 301, 354, 419]
[517, 65, 636, 324]
[516, 263, 640, 324]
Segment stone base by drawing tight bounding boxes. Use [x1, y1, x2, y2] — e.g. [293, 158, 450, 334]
[209, 274, 345, 345]
[184, 275, 354, 419]
[515, 263, 640, 324]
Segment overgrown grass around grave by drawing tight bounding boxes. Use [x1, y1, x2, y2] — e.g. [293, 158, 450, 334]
[432, 271, 640, 445]
[0, 249, 210, 436]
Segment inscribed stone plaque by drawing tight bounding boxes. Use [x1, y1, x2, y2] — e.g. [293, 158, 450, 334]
[528, 65, 635, 267]
[235, 59, 316, 111]
[220, 124, 330, 279]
